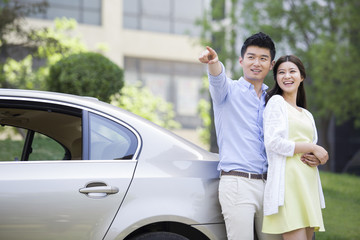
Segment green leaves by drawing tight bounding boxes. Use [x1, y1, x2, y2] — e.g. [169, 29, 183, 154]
[111, 83, 181, 130]
[1, 17, 87, 90]
[242, 0, 360, 128]
[47, 52, 124, 103]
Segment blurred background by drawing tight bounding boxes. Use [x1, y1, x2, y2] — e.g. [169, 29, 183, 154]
[1, 0, 360, 175]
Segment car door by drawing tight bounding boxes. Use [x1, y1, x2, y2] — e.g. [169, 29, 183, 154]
[0, 102, 139, 240]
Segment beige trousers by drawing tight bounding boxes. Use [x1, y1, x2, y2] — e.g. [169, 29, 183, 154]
[219, 175, 282, 240]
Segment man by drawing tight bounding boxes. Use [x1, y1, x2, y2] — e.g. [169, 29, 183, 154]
[198, 32, 280, 240]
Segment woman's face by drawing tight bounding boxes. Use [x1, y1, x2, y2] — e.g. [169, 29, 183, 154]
[276, 61, 303, 95]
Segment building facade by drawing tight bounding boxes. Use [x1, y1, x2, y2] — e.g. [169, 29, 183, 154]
[24, 0, 207, 130]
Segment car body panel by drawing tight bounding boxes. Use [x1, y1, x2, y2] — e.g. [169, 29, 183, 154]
[0, 89, 225, 239]
[0, 160, 137, 240]
[105, 162, 224, 240]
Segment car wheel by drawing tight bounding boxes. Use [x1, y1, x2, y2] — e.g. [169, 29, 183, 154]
[130, 232, 189, 240]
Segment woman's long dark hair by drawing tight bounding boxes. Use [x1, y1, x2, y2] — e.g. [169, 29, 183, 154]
[265, 55, 307, 109]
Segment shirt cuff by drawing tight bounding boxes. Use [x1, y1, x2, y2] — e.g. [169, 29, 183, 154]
[208, 61, 225, 81]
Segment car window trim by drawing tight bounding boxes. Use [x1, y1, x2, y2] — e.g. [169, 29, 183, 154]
[0, 99, 82, 117]
[21, 130, 35, 161]
[82, 110, 90, 160]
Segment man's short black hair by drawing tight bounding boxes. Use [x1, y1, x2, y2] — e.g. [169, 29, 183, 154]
[241, 32, 276, 61]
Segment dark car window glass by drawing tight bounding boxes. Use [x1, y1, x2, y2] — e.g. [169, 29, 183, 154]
[89, 113, 138, 160]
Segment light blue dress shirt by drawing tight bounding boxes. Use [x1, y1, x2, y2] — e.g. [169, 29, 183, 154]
[209, 62, 268, 174]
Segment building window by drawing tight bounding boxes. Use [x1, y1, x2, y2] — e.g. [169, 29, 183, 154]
[19, 0, 102, 25]
[123, 0, 204, 36]
[124, 57, 206, 128]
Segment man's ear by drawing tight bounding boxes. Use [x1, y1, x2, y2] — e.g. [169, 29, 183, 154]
[269, 60, 275, 70]
[239, 56, 243, 66]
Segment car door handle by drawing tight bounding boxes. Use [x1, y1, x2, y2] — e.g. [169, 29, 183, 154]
[79, 186, 119, 194]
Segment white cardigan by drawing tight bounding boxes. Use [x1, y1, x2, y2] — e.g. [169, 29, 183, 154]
[263, 95, 325, 216]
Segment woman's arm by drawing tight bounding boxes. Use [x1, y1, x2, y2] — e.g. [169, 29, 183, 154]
[295, 143, 328, 165]
[298, 109, 329, 166]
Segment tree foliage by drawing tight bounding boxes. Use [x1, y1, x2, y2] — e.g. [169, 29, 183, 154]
[0, 0, 48, 49]
[111, 83, 181, 130]
[197, 77, 211, 144]
[241, 0, 360, 126]
[47, 52, 124, 103]
[1, 17, 87, 90]
[197, 0, 241, 77]
[0, 0, 48, 88]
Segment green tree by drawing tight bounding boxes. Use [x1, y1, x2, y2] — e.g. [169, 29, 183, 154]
[47, 52, 124, 103]
[0, 0, 48, 88]
[111, 83, 181, 130]
[197, 76, 211, 145]
[241, 0, 360, 169]
[0, 0, 48, 54]
[1, 17, 87, 90]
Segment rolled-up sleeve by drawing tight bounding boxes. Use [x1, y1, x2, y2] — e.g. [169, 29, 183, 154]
[208, 62, 230, 105]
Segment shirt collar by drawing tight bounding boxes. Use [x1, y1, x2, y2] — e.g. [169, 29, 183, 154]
[239, 77, 268, 92]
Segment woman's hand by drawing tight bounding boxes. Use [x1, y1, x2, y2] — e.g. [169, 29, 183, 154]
[301, 145, 328, 167]
[312, 145, 329, 165]
[296, 142, 329, 167]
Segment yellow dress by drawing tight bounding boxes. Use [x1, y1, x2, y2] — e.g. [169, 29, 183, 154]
[262, 103, 325, 234]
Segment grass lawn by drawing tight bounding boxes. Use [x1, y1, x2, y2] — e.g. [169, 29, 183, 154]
[0, 137, 65, 161]
[0, 139, 24, 161]
[317, 171, 360, 240]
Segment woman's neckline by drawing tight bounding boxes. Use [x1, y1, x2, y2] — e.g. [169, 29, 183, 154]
[285, 101, 303, 113]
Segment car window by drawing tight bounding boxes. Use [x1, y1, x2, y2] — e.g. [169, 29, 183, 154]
[0, 126, 66, 161]
[0, 105, 82, 161]
[89, 113, 138, 160]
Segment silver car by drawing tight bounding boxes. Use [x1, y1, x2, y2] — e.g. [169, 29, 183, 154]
[0, 89, 226, 240]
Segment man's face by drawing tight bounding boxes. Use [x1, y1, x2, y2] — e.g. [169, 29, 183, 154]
[239, 46, 274, 83]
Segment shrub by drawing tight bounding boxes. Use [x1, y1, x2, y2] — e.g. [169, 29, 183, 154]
[47, 52, 123, 102]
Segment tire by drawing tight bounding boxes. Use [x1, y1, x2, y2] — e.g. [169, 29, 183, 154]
[131, 232, 189, 240]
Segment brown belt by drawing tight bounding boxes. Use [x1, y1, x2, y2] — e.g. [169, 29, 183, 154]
[221, 170, 267, 180]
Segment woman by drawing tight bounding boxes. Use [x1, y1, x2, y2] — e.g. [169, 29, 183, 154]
[262, 55, 327, 240]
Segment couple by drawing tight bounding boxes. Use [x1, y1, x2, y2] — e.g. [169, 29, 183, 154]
[198, 32, 328, 240]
